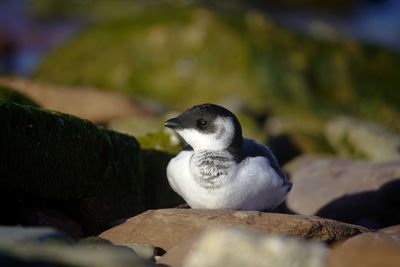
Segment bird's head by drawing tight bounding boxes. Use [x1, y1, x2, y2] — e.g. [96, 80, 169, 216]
[164, 103, 243, 151]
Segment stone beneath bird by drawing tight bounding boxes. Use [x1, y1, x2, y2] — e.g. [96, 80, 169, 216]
[164, 103, 292, 211]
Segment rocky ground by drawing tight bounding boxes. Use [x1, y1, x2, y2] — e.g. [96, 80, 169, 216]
[1, 2, 400, 265]
[1, 78, 400, 267]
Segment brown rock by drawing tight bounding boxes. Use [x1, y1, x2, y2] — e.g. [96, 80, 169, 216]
[340, 232, 400, 249]
[381, 224, 400, 234]
[285, 156, 400, 227]
[99, 209, 368, 250]
[327, 232, 400, 267]
[0, 77, 151, 123]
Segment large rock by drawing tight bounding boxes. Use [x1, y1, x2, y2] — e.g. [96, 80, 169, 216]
[183, 228, 327, 267]
[99, 209, 368, 250]
[327, 232, 400, 267]
[0, 102, 144, 234]
[285, 156, 400, 228]
[325, 116, 400, 161]
[0, 77, 150, 123]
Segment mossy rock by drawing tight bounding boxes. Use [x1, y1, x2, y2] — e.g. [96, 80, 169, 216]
[0, 102, 144, 234]
[34, 1, 400, 130]
[0, 85, 39, 107]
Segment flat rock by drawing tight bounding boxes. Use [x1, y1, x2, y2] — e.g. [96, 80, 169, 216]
[0, 77, 151, 123]
[285, 156, 400, 227]
[99, 209, 368, 250]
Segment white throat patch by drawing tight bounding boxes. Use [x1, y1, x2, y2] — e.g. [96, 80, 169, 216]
[177, 117, 235, 150]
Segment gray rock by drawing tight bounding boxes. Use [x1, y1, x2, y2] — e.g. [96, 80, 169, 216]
[325, 116, 400, 161]
[183, 228, 328, 267]
[0, 226, 74, 244]
[0, 242, 154, 267]
[285, 156, 400, 227]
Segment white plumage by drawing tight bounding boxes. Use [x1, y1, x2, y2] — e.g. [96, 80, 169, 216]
[165, 103, 291, 211]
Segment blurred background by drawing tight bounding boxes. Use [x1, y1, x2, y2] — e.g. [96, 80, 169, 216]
[1, 0, 400, 164]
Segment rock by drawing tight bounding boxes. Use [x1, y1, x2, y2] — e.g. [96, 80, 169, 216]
[0, 226, 74, 244]
[182, 228, 327, 267]
[118, 243, 157, 261]
[327, 232, 400, 267]
[380, 224, 400, 234]
[339, 232, 400, 249]
[0, 102, 144, 234]
[0, 77, 150, 123]
[0, 242, 154, 267]
[99, 209, 368, 251]
[285, 156, 400, 228]
[325, 116, 400, 161]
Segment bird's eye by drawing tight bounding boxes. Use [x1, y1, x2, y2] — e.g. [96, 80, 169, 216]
[196, 119, 208, 130]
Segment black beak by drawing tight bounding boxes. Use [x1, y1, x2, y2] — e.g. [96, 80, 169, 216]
[164, 117, 180, 129]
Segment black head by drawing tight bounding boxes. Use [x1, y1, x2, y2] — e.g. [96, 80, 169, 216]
[164, 103, 243, 152]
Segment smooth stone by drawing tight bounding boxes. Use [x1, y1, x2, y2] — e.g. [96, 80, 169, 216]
[327, 232, 400, 267]
[285, 156, 400, 227]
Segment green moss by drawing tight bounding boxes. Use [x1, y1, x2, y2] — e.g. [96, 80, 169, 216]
[137, 130, 182, 154]
[0, 85, 39, 107]
[34, 1, 400, 153]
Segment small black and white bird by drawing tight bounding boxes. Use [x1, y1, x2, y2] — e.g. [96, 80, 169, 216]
[164, 103, 292, 211]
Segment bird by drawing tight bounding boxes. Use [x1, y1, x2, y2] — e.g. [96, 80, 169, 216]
[164, 103, 292, 211]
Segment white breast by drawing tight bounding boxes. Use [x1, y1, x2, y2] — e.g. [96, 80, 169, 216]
[167, 149, 289, 210]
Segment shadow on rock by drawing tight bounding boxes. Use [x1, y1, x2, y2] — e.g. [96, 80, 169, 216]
[316, 179, 400, 229]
